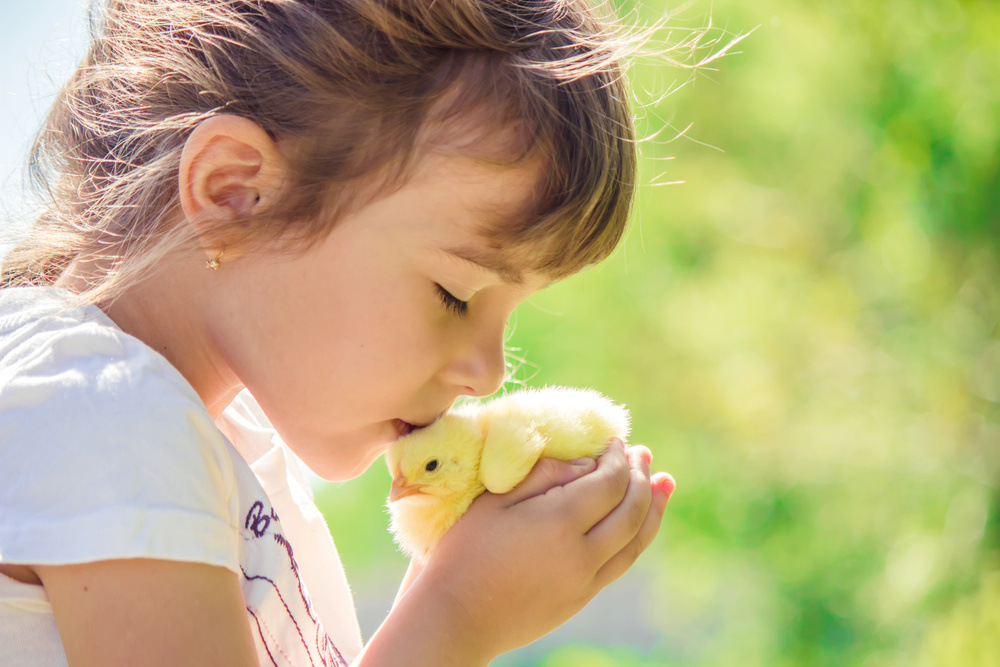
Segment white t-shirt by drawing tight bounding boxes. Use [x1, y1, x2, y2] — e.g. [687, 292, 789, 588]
[0, 287, 363, 666]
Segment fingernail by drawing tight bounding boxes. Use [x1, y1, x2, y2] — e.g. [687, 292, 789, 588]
[634, 446, 653, 469]
[609, 437, 625, 450]
[570, 457, 597, 474]
[652, 473, 676, 502]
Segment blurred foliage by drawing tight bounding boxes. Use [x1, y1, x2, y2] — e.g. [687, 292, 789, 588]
[318, 0, 1000, 664]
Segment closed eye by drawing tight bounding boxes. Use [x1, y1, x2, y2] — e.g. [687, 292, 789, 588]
[436, 284, 469, 317]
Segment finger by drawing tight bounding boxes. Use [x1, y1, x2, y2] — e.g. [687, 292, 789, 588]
[496, 456, 598, 507]
[651, 471, 676, 501]
[593, 471, 675, 589]
[556, 438, 631, 529]
[584, 446, 655, 558]
[627, 444, 652, 469]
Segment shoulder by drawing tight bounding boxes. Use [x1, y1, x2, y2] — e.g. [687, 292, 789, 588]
[0, 286, 219, 465]
[0, 286, 241, 570]
[0, 286, 198, 411]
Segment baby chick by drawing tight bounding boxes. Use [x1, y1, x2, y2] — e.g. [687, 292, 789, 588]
[385, 386, 630, 560]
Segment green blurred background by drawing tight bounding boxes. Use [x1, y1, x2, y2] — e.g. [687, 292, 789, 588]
[316, 0, 1000, 664]
[2, 0, 997, 664]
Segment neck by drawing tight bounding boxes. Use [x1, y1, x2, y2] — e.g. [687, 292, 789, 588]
[67, 250, 243, 419]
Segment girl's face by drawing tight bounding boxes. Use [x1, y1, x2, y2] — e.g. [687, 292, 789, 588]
[211, 154, 548, 480]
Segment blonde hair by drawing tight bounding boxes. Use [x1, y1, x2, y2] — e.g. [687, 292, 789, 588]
[2, 0, 678, 302]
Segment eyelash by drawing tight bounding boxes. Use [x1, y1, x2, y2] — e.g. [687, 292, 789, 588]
[436, 284, 470, 317]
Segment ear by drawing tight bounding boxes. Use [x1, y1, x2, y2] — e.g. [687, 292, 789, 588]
[178, 114, 286, 260]
[478, 412, 547, 495]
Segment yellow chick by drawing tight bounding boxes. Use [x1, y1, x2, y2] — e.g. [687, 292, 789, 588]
[384, 386, 630, 560]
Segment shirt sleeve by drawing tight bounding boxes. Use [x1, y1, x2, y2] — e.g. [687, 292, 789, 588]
[0, 313, 241, 573]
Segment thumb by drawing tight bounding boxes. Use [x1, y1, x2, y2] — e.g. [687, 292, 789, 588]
[496, 456, 598, 507]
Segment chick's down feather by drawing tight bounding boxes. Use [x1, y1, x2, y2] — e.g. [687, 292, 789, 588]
[384, 386, 630, 560]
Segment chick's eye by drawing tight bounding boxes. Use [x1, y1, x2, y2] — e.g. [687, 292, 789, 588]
[435, 285, 469, 317]
[425, 459, 439, 472]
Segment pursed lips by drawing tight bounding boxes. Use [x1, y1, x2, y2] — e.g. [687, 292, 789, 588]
[394, 410, 446, 439]
[394, 418, 433, 439]
[394, 419, 418, 439]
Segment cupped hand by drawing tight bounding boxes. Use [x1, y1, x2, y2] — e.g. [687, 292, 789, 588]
[408, 440, 675, 660]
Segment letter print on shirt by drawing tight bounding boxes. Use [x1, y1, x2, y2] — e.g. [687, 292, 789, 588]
[240, 498, 348, 667]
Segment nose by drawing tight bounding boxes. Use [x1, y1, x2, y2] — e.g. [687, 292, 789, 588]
[440, 319, 507, 398]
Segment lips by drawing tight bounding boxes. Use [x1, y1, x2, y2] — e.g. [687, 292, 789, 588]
[393, 419, 433, 439]
[394, 419, 417, 439]
[394, 413, 444, 440]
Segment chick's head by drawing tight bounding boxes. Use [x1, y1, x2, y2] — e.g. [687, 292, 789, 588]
[385, 410, 486, 507]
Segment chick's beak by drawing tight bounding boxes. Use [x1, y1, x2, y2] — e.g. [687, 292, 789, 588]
[389, 474, 426, 503]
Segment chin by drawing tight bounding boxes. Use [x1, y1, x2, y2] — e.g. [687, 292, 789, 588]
[297, 426, 396, 482]
[301, 454, 371, 482]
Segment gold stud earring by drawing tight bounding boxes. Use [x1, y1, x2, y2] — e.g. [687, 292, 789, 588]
[206, 246, 224, 271]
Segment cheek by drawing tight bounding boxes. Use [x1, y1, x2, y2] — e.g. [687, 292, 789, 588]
[249, 290, 395, 391]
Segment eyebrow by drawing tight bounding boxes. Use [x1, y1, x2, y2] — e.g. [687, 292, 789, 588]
[442, 245, 524, 285]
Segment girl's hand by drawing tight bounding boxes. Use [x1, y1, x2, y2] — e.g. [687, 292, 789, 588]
[362, 441, 674, 666]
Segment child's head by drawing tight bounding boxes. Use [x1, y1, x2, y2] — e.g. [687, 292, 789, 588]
[2, 0, 647, 479]
[4, 0, 638, 302]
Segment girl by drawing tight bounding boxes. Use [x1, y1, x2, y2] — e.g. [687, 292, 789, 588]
[0, 0, 676, 665]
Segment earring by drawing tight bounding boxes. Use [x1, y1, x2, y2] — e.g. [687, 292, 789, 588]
[206, 246, 224, 271]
